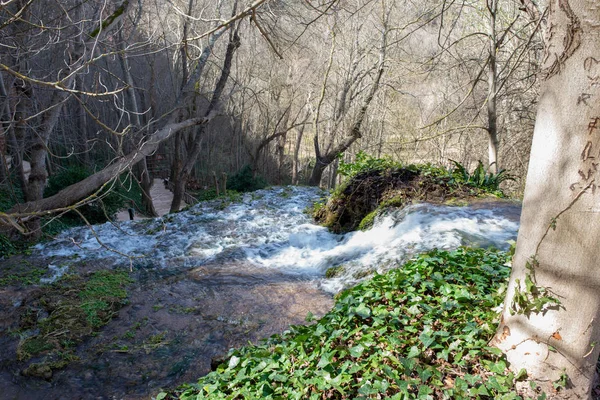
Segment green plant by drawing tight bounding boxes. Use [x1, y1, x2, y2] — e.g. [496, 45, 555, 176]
[450, 160, 514, 192]
[338, 151, 400, 178]
[0, 183, 23, 211]
[164, 248, 523, 399]
[0, 234, 18, 258]
[227, 165, 268, 193]
[17, 269, 132, 369]
[357, 210, 378, 230]
[553, 371, 569, 392]
[0, 264, 46, 287]
[510, 258, 561, 317]
[325, 265, 346, 278]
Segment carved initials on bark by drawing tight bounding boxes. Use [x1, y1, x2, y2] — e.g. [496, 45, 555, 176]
[542, 0, 582, 80]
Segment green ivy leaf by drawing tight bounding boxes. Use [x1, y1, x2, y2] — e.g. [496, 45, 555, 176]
[354, 303, 371, 319]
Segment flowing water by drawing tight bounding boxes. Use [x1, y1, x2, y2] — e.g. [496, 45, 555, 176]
[0, 186, 521, 399]
[37, 186, 519, 289]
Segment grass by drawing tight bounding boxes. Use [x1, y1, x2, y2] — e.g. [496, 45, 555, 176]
[160, 248, 525, 399]
[0, 261, 46, 287]
[17, 269, 133, 374]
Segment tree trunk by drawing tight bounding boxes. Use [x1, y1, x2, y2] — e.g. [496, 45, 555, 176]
[8, 116, 212, 219]
[493, 1, 600, 397]
[26, 89, 69, 219]
[0, 127, 7, 183]
[308, 158, 329, 187]
[487, 0, 499, 174]
[328, 157, 339, 189]
[170, 23, 240, 212]
[292, 124, 305, 185]
[170, 175, 187, 213]
[136, 158, 157, 217]
[10, 78, 29, 194]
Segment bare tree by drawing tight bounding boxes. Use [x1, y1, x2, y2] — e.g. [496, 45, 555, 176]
[1, 0, 277, 232]
[308, 0, 389, 186]
[414, 0, 543, 175]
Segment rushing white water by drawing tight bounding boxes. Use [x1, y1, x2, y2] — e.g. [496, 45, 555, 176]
[36, 186, 520, 292]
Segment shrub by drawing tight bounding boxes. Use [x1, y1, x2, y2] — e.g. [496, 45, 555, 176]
[0, 233, 17, 258]
[0, 184, 23, 211]
[226, 165, 267, 193]
[338, 151, 400, 178]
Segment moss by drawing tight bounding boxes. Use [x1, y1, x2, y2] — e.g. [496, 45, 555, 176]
[0, 263, 48, 287]
[358, 210, 378, 231]
[18, 338, 54, 360]
[89, 0, 128, 38]
[379, 195, 404, 208]
[445, 198, 469, 206]
[353, 268, 375, 280]
[79, 270, 130, 327]
[22, 362, 53, 380]
[21, 356, 78, 380]
[325, 265, 346, 278]
[16, 269, 132, 372]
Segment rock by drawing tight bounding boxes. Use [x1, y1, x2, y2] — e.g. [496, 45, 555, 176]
[22, 363, 53, 380]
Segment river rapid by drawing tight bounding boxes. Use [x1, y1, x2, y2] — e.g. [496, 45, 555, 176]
[0, 186, 520, 399]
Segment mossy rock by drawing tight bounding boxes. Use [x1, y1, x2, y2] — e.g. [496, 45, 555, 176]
[314, 168, 419, 233]
[314, 166, 488, 233]
[22, 362, 53, 380]
[358, 210, 378, 231]
[445, 198, 469, 206]
[353, 268, 375, 280]
[325, 265, 346, 278]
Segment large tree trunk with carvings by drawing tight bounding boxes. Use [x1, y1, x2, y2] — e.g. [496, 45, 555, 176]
[493, 0, 600, 397]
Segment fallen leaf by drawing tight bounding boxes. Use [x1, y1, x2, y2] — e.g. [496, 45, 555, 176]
[443, 377, 455, 389]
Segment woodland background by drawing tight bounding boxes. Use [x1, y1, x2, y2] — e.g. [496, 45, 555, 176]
[0, 0, 543, 236]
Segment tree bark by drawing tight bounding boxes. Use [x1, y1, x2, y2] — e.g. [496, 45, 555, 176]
[291, 124, 305, 185]
[487, 0, 499, 174]
[170, 22, 241, 212]
[493, 0, 600, 397]
[26, 90, 70, 203]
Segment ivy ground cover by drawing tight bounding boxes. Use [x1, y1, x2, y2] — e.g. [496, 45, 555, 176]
[162, 248, 523, 399]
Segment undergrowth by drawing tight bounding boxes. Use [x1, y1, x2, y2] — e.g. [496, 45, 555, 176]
[227, 165, 268, 193]
[339, 151, 512, 195]
[0, 167, 144, 256]
[161, 248, 526, 399]
[44, 166, 143, 225]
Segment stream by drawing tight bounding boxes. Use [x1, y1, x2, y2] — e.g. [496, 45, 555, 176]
[0, 186, 521, 399]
